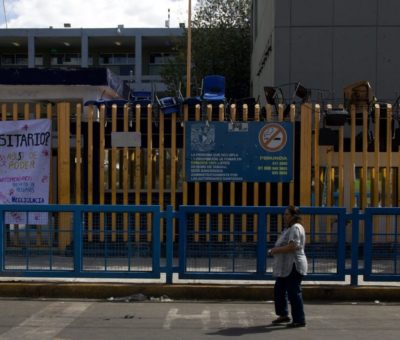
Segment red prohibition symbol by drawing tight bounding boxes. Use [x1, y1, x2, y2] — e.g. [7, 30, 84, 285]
[258, 123, 287, 152]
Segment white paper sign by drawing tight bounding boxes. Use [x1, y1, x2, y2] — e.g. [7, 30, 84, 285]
[0, 119, 51, 225]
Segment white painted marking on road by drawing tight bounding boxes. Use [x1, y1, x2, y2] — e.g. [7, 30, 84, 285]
[237, 311, 252, 327]
[0, 301, 92, 340]
[218, 309, 229, 327]
[163, 308, 211, 330]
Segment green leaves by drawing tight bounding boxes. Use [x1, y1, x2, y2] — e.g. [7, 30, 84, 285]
[161, 0, 252, 99]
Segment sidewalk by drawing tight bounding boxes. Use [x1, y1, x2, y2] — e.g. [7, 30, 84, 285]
[0, 277, 399, 301]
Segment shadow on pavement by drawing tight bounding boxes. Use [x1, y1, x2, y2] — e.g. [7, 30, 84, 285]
[206, 323, 292, 336]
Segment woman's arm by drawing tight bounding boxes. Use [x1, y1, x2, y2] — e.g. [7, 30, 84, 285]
[268, 241, 297, 256]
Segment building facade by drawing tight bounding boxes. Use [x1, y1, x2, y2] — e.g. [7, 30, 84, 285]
[251, 0, 400, 106]
[0, 26, 183, 97]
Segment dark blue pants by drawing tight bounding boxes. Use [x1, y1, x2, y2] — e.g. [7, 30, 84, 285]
[274, 264, 306, 324]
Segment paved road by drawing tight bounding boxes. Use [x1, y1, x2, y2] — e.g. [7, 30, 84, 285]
[0, 299, 399, 340]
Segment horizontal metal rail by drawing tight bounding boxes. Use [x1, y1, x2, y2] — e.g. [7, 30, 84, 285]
[0, 204, 398, 285]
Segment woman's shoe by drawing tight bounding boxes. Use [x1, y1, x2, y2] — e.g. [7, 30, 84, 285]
[271, 316, 291, 324]
[286, 322, 306, 328]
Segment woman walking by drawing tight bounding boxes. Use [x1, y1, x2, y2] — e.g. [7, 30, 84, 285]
[268, 205, 308, 327]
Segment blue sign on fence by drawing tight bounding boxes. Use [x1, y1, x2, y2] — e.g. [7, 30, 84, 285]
[185, 121, 293, 182]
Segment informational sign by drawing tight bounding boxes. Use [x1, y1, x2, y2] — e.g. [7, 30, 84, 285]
[0, 119, 52, 224]
[111, 132, 141, 147]
[185, 121, 293, 182]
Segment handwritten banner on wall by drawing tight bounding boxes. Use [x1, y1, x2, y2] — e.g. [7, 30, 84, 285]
[0, 119, 51, 224]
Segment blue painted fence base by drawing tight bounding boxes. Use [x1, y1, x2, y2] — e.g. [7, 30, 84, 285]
[0, 205, 399, 285]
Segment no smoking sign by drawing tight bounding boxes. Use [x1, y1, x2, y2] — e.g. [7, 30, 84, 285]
[258, 123, 287, 152]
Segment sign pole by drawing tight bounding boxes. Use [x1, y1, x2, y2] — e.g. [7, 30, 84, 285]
[186, 0, 192, 97]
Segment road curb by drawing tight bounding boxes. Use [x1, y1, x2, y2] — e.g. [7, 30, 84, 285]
[0, 283, 399, 301]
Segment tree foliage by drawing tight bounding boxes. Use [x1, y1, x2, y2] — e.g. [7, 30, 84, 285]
[161, 0, 252, 100]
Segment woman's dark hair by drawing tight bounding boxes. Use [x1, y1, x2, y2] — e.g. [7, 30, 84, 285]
[286, 205, 302, 225]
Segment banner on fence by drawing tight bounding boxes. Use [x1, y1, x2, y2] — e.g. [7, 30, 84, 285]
[185, 121, 293, 182]
[0, 119, 51, 224]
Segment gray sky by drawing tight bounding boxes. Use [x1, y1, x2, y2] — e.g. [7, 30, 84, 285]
[0, 0, 192, 28]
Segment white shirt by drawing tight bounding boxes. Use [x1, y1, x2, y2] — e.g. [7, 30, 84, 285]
[272, 223, 308, 277]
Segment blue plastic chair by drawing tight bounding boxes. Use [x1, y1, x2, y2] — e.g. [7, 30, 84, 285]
[201, 75, 226, 104]
[130, 91, 152, 106]
[156, 96, 180, 115]
[83, 99, 129, 109]
[156, 89, 184, 115]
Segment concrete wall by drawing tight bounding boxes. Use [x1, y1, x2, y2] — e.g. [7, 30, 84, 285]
[252, 0, 400, 105]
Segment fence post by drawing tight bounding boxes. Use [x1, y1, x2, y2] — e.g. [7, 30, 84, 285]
[257, 209, 267, 274]
[73, 205, 83, 275]
[165, 206, 174, 284]
[351, 208, 360, 286]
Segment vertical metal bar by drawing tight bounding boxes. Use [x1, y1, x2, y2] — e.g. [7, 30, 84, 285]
[299, 103, 312, 209]
[363, 208, 372, 283]
[127, 210, 132, 271]
[372, 106, 380, 244]
[73, 206, 83, 275]
[178, 209, 187, 276]
[350, 208, 360, 286]
[34, 104, 43, 247]
[57, 103, 71, 250]
[75, 104, 82, 205]
[277, 104, 284, 230]
[123, 104, 129, 242]
[350, 105, 356, 209]
[87, 105, 93, 242]
[229, 105, 236, 242]
[49, 215, 53, 270]
[361, 106, 368, 211]
[206, 105, 212, 242]
[152, 208, 161, 278]
[25, 212, 29, 270]
[241, 105, 248, 243]
[99, 106, 105, 242]
[338, 126, 344, 206]
[135, 105, 142, 242]
[182, 104, 189, 205]
[265, 105, 272, 244]
[159, 110, 165, 242]
[147, 104, 153, 244]
[165, 206, 174, 284]
[47, 103, 53, 206]
[385, 105, 392, 241]
[111, 105, 117, 242]
[253, 104, 260, 243]
[104, 223, 108, 271]
[1, 103, 7, 120]
[326, 147, 333, 242]
[194, 105, 200, 241]
[289, 104, 296, 205]
[171, 112, 177, 242]
[218, 104, 224, 242]
[337, 209, 346, 278]
[313, 105, 320, 243]
[257, 209, 267, 274]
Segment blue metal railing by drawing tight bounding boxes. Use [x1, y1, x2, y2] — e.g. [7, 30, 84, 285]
[0, 204, 399, 285]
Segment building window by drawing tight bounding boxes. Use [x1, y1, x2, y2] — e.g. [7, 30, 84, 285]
[1, 54, 29, 65]
[1, 54, 16, 65]
[15, 54, 28, 65]
[99, 53, 134, 65]
[149, 53, 177, 75]
[50, 53, 81, 65]
[35, 55, 44, 66]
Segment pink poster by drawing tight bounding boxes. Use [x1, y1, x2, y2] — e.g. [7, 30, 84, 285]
[0, 119, 51, 225]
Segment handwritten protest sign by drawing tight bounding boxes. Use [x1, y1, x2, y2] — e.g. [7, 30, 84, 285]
[0, 119, 51, 224]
